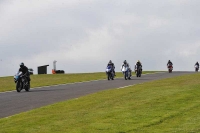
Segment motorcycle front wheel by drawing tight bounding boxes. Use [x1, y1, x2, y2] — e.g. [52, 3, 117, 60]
[124, 72, 127, 80]
[16, 81, 21, 92]
[139, 70, 141, 77]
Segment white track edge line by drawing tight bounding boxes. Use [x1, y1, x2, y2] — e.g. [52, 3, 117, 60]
[117, 82, 145, 89]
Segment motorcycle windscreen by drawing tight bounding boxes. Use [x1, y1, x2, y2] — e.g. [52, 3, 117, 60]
[106, 68, 111, 72]
[106, 66, 112, 71]
[14, 72, 22, 80]
[122, 66, 128, 72]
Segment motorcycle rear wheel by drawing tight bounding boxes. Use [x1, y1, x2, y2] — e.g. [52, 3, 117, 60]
[25, 83, 30, 91]
[137, 72, 139, 77]
[139, 70, 141, 77]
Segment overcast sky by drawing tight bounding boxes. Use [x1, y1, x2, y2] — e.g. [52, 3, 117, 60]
[0, 0, 200, 76]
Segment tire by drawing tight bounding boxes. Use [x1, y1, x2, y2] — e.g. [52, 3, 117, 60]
[128, 72, 131, 80]
[107, 75, 110, 80]
[139, 70, 141, 77]
[16, 81, 21, 92]
[25, 83, 30, 91]
[128, 74, 131, 79]
[137, 71, 139, 77]
[124, 72, 127, 80]
[111, 73, 114, 80]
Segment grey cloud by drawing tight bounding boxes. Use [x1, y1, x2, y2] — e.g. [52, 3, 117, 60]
[0, 0, 200, 76]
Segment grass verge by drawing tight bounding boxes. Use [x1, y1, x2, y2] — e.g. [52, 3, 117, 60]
[0, 73, 199, 132]
[0, 71, 157, 92]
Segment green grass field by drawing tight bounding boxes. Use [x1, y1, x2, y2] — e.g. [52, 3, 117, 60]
[0, 73, 199, 133]
[0, 71, 156, 92]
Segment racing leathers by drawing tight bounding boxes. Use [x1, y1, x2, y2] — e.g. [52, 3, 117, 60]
[107, 62, 116, 76]
[167, 61, 173, 66]
[135, 62, 143, 73]
[167, 61, 173, 71]
[195, 62, 199, 70]
[18, 66, 30, 84]
[195, 62, 199, 67]
[121, 63, 132, 76]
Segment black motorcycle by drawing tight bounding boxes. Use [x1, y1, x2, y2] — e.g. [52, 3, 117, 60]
[14, 72, 30, 92]
[195, 65, 199, 72]
[136, 65, 142, 77]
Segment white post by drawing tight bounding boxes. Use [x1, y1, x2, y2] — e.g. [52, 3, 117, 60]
[53, 60, 57, 71]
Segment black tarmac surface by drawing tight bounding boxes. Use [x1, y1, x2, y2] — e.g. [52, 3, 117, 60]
[0, 72, 193, 118]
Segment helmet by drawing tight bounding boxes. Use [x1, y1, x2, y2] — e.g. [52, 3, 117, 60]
[123, 60, 127, 64]
[109, 60, 112, 64]
[168, 60, 171, 62]
[20, 62, 24, 68]
[137, 60, 140, 63]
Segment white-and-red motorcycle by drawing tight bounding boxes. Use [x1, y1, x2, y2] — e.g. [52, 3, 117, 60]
[167, 65, 173, 73]
[195, 65, 199, 72]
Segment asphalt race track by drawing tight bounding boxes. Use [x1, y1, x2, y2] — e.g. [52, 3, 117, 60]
[0, 72, 193, 118]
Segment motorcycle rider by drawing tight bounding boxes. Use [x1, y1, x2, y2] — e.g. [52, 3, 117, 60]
[195, 61, 199, 67]
[195, 61, 199, 69]
[121, 60, 132, 76]
[135, 60, 143, 73]
[167, 60, 173, 67]
[107, 60, 116, 76]
[18, 62, 30, 84]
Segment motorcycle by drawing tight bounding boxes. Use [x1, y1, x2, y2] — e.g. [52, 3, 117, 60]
[167, 65, 173, 73]
[195, 65, 199, 72]
[135, 65, 142, 77]
[121, 66, 131, 80]
[106, 66, 114, 80]
[14, 72, 30, 92]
